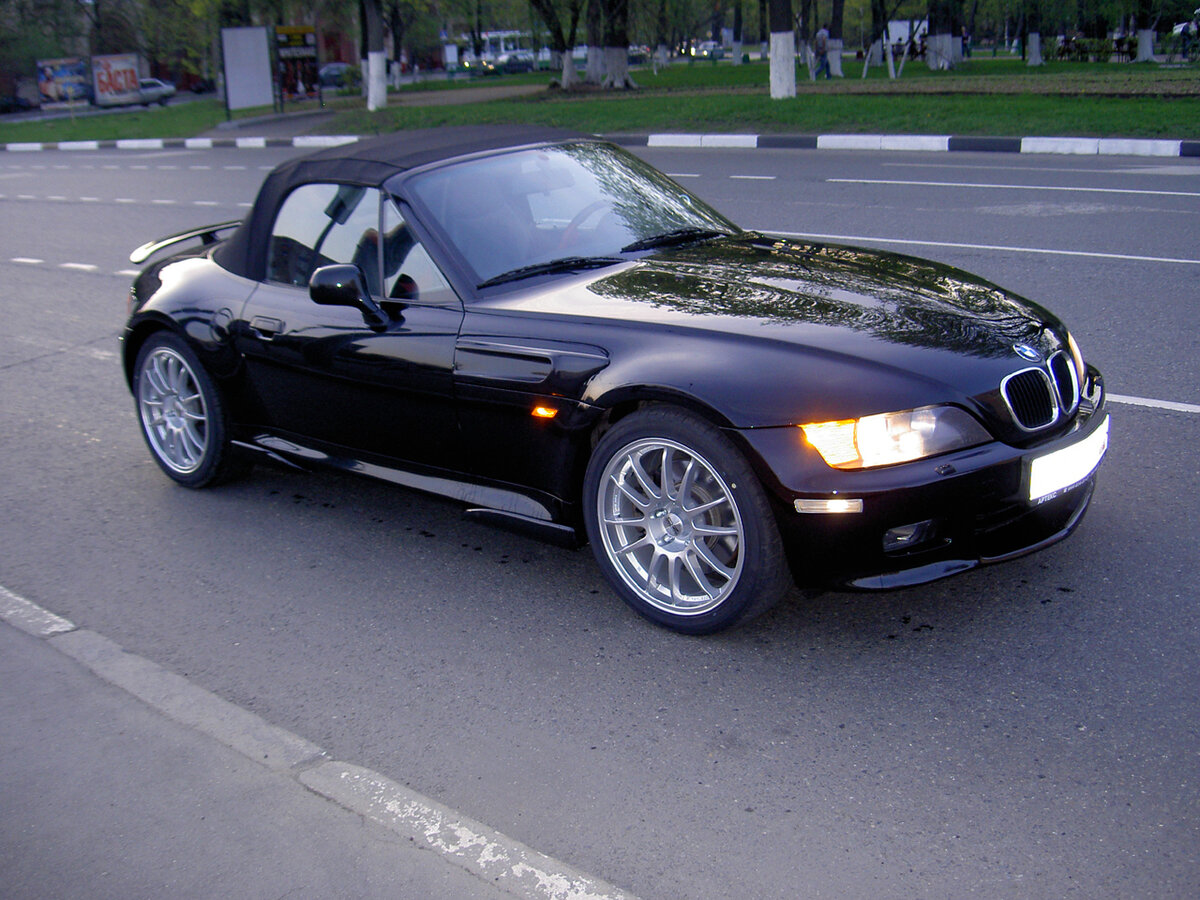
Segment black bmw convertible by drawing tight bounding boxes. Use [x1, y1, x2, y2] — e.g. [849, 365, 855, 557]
[122, 126, 1108, 633]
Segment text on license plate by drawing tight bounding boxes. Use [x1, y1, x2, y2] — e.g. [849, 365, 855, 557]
[1028, 414, 1109, 503]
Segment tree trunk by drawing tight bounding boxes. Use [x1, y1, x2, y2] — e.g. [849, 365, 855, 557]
[926, 0, 958, 70]
[585, 0, 604, 83]
[529, 0, 583, 88]
[769, 0, 795, 98]
[362, 0, 386, 110]
[828, 0, 845, 76]
[1027, 31, 1043, 65]
[560, 52, 578, 87]
[602, 0, 636, 89]
[1134, 29, 1154, 62]
[1134, 0, 1155, 62]
[732, 3, 743, 64]
[602, 46, 636, 88]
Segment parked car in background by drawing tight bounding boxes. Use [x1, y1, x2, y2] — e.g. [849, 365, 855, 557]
[318, 62, 356, 88]
[138, 78, 175, 106]
[121, 126, 1108, 634]
[497, 50, 535, 73]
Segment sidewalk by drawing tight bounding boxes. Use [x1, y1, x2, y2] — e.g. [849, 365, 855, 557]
[0, 622, 513, 900]
[0, 589, 633, 900]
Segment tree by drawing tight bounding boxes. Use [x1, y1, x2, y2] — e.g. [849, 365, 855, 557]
[768, 0, 794, 97]
[362, 0, 386, 108]
[1023, 0, 1043, 65]
[602, 0, 636, 87]
[828, 0, 846, 75]
[926, 0, 960, 68]
[529, 0, 584, 87]
[585, 0, 603, 82]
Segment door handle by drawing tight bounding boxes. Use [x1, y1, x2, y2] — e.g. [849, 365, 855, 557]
[250, 316, 284, 339]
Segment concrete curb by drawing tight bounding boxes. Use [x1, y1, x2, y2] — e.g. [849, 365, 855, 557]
[0, 584, 638, 900]
[3, 132, 1198, 158]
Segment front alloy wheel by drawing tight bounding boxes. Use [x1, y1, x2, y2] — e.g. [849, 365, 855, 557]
[134, 333, 242, 487]
[584, 408, 790, 633]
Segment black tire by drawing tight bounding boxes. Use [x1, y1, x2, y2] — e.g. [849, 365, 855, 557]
[132, 332, 246, 488]
[583, 407, 791, 634]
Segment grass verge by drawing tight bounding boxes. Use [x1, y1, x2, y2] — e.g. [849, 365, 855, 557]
[3, 59, 1198, 143]
[327, 92, 1199, 139]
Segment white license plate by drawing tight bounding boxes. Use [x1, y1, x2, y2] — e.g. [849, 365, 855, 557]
[1027, 414, 1109, 503]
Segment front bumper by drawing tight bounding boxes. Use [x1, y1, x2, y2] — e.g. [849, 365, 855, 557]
[735, 373, 1108, 591]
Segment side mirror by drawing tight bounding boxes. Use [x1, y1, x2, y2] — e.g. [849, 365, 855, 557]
[309, 264, 389, 329]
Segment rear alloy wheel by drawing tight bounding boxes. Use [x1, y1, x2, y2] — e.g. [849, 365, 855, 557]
[134, 333, 243, 487]
[584, 407, 790, 633]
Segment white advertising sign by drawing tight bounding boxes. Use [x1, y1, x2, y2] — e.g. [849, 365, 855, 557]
[222, 26, 275, 111]
[93, 54, 140, 106]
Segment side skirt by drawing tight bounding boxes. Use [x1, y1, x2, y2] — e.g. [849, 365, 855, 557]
[234, 435, 582, 546]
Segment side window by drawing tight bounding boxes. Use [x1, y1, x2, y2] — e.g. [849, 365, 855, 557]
[381, 200, 459, 305]
[267, 184, 383, 293]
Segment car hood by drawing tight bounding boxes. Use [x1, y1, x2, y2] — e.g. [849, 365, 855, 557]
[492, 237, 1073, 429]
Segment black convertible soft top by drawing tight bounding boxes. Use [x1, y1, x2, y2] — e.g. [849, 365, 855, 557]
[214, 125, 585, 281]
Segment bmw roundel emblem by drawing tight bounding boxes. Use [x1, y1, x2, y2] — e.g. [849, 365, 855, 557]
[1013, 343, 1042, 362]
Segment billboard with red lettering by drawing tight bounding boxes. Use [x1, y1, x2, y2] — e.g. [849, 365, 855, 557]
[93, 54, 140, 106]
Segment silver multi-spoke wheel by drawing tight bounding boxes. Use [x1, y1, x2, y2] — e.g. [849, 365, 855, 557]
[138, 346, 209, 474]
[596, 437, 745, 617]
[133, 333, 243, 487]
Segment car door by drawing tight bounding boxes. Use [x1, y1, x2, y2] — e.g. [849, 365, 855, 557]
[233, 183, 465, 471]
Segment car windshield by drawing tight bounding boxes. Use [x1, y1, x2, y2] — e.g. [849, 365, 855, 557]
[405, 142, 738, 285]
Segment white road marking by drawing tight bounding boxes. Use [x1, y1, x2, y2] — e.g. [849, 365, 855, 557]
[11, 257, 43, 264]
[60, 263, 98, 272]
[883, 161, 1200, 176]
[666, 173, 700, 178]
[770, 230, 1200, 267]
[0, 586, 75, 636]
[1108, 394, 1200, 414]
[827, 177, 1200, 198]
[730, 175, 776, 181]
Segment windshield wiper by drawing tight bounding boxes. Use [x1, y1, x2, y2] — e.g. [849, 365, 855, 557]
[477, 256, 624, 289]
[620, 228, 729, 253]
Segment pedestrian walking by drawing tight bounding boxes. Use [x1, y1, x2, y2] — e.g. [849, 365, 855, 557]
[815, 24, 831, 79]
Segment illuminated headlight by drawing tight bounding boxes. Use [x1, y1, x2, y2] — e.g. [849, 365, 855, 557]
[1067, 332, 1086, 389]
[801, 405, 991, 470]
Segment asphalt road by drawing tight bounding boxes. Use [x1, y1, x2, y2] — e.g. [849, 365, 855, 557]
[1, 144, 1198, 899]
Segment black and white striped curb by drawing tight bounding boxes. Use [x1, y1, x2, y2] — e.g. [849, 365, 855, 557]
[3, 132, 1198, 157]
[617, 132, 1200, 157]
[0, 135, 361, 152]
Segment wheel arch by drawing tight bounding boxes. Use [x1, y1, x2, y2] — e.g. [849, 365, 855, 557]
[570, 385, 745, 517]
[121, 315, 183, 388]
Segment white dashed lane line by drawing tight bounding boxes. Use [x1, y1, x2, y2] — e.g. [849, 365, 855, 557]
[0, 193, 250, 208]
[827, 177, 1200, 198]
